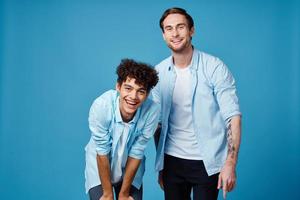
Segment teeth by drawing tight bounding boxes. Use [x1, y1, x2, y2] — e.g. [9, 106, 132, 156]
[172, 40, 182, 44]
[172, 38, 182, 42]
[125, 100, 137, 106]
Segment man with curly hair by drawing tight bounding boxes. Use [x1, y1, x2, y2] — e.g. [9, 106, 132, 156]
[152, 7, 242, 200]
[85, 59, 159, 200]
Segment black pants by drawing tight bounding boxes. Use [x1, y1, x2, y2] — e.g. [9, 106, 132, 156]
[163, 154, 219, 200]
[88, 183, 143, 200]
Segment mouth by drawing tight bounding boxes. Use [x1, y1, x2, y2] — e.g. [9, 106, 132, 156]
[171, 38, 183, 45]
[125, 99, 139, 109]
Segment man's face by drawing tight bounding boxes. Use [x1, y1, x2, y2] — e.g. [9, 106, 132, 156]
[116, 77, 148, 122]
[162, 13, 194, 53]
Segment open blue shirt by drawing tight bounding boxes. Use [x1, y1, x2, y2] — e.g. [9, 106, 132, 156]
[85, 90, 160, 193]
[152, 49, 241, 176]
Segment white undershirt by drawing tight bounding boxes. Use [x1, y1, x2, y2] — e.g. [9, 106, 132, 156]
[111, 122, 129, 183]
[164, 65, 203, 160]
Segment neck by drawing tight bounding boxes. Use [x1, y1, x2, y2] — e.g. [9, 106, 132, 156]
[120, 109, 136, 123]
[121, 113, 134, 123]
[172, 45, 193, 68]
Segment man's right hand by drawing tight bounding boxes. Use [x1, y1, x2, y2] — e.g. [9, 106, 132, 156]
[100, 193, 114, 200]
[158, 171, 164, 190]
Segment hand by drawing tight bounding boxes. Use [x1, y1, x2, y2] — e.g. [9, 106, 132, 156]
[118, 194, 134, 200]
[217, 161, 236, 199]
[158, 170, 164, 190]
[99, 194, 114, 200]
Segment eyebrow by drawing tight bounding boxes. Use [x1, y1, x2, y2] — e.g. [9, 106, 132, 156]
[164, 23, 187, 29]
[123, 84, 146, 91]
[138, 88, 147, 92]
[123, 84, 133, 88]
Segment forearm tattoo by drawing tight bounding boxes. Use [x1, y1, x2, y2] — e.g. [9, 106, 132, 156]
[227, 123, 236, 159]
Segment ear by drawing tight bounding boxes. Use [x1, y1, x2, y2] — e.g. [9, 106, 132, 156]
[190, 26, 195, 37]
[162, 32, 166, 41]
[116, 83, 121, 92]
[145, 92, 150, 98]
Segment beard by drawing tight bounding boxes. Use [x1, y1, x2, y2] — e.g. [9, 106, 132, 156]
[167, 38, 192, 53]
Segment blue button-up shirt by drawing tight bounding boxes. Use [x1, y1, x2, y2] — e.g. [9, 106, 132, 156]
[152, 49, 241, 176]
[85, 90, 160, 193]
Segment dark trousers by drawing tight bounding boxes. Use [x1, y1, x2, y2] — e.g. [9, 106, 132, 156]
[88, 183, 143, 200]
[163, 154, 219, 200]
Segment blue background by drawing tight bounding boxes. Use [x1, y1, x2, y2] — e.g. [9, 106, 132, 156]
[0, 0, 299, 199]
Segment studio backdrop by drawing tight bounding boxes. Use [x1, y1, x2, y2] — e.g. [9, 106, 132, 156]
[0, 0, 299, 199]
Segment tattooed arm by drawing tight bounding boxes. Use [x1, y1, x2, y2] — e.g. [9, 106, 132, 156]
[226, 115, 241, 163]
[218, 115, 241, 199]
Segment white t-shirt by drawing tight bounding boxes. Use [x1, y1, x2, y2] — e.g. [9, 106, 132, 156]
[111, 122, 130, 183]
[165, 65, 203, 160]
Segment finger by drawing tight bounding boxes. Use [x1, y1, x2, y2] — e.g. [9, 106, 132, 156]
[217, 175, 222, 189]
[159, 172, 164, 190]
[226, 179, 233, 192]
[159, 179, 164, 190]
[229, 179, 236, 191]
[223, 181, 228, 199]
[228, 178, 236, 191]
[223, 189, 227, 199]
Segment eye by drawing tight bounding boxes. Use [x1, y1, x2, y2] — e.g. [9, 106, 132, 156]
[178, 25, 185, 30]
[164, 26, 173, 32]
[138, 90, 146, 95]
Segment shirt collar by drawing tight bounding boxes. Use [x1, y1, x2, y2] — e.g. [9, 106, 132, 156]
[167, 48, 199, 71]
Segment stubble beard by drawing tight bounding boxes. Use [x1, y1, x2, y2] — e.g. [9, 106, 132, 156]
[168, 39, 192, 54]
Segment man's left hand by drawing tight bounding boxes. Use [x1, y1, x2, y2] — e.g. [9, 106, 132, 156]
[217, 161, 236, 199]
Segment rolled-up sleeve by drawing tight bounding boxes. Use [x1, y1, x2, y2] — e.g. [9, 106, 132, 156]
[129, 104, 160, 159]
[211, 61, 241, 121]
[89, 98, 112, 155]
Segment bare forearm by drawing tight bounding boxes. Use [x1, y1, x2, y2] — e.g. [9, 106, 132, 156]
[97, 154, 113, 198]
[119, 157, 141, 197]
[226, 115, 241, 165]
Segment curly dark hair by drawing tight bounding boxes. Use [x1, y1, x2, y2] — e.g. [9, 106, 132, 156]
[116, 59, 158, 92]
[159, 7, 194, 32]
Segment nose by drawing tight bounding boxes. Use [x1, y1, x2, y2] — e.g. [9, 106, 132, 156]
[129, 90, 138, 100]
[172, 28, 179, 37]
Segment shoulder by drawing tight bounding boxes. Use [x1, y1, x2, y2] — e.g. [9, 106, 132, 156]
[197, 49, 228, 77]
[90, 90, 117, 112]
[155, 56, 172, 72]
[198, 50, 225, 67]
[93, 90, 117, 104]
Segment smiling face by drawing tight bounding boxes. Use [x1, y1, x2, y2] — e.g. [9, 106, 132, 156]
[116, 77, 148, 122]
[162, 13, 194, 53]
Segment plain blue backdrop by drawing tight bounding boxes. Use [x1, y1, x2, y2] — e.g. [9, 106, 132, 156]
[0, 0, 299, 199]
